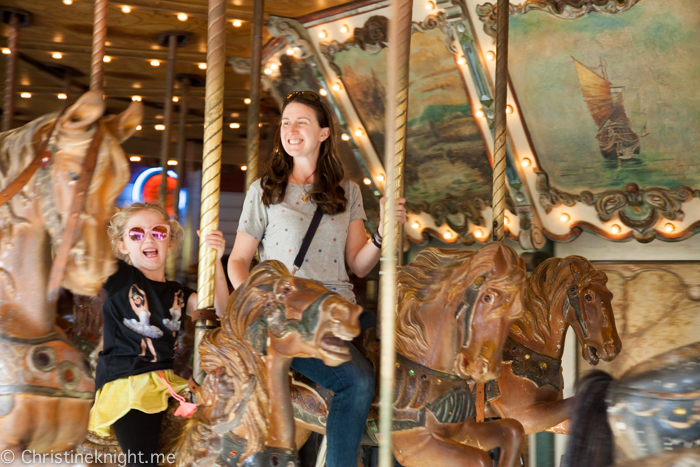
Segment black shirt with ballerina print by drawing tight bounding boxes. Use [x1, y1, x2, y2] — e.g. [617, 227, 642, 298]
[94, 260, 195, 391]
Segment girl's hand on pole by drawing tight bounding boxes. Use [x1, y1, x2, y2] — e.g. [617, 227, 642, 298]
[378, 197, 408, 232]
[198, 229, 226, 261]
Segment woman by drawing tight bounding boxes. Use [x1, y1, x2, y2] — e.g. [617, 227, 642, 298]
[228, 90, 406, 466]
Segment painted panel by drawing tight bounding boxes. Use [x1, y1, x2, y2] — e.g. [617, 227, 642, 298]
[508, 1, 700, 193]
[332, 24, 492, 205]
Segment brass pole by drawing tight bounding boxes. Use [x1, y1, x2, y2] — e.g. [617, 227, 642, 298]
[3, 13, 19, 132]
[90, 0, 108, 90]
[378, 1, 412, 466]
[193, 0, 226, 385]
[245, 0, 264, 189]
[491, 0, 510, 243]
[173, 77, 191, 222]
[159, 34, 178, 207]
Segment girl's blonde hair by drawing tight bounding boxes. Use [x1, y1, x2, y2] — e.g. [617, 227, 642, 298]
[108, 202, 185, 265]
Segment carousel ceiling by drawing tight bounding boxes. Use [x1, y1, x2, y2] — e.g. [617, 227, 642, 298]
[2, 0, 699, 246]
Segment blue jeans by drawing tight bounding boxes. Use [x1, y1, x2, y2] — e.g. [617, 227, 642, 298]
[291, 310, 376, 467]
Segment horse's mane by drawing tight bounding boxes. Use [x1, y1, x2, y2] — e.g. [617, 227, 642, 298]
[171, 261, 288, 464]
[395, 244, 524, 362]
[0, 114, 55, 188]
[510, 256, 607, 346]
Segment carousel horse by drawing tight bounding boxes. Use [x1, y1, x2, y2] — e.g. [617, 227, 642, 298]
[293, 243, 529, 467]
[0, 91, 140, 454]
[484, 256, 622, 434]
[562, 342, 700, 467]
[164, 260, 365, 467]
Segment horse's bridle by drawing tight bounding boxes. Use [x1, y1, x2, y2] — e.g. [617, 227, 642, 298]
[455, 275, 488, 348]
[0, 108, 103, 304]
[565, 283, 590, 339]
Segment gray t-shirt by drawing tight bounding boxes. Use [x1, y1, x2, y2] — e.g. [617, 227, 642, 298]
[237, 178, 367, 302]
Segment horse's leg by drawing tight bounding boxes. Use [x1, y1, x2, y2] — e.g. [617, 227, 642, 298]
[451, 418, 524, 467]
[489, 367, 572, 434]
[392, 428, 492, 467]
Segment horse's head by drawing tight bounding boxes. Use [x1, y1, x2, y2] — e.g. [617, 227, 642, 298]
[563, 257, 621, 365]
[49, 91, 141, 295]
[238, 261, 363, 366]
[454, 243, 527, 383]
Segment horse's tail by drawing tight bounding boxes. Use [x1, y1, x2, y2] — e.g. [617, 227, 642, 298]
[561, 370, 615, 467]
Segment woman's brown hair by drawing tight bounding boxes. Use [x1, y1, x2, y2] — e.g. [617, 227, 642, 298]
[259, 93, 346, 215]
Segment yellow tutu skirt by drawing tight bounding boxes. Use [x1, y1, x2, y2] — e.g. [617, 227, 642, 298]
[88, 370, 188, 437]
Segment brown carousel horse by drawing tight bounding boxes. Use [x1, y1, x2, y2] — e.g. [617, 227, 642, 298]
[563, 342, 700, 467]
[484, 256, 622, 434]
[164, 260, 364, 467]
[0, 91, 140, 454]
[293, 243, 529, 467]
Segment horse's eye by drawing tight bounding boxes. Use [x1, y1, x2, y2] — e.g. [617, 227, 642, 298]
[570, 286, 576, 293]
[283, 287, 291, 295]
[483, 294, 492, 303]
[585, 294, 592, 301]
[68, 171, 79, 181]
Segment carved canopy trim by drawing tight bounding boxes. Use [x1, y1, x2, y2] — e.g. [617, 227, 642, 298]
[475, 0, 642, 37]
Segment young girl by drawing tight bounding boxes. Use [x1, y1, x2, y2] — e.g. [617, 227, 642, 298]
[88, 203, 229, 466]
[228, 91, 406, 466]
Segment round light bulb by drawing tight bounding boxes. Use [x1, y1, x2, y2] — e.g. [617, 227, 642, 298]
[20, 92, 31, 99]
[129, 156, 141, 162]
[475, 109, 485, 118]
[172, 96, 179, 102]
[155, 124, 165, 131]
[340, 25, 349, 34]
[444, 231, 453, 240]
[167, 160, 178, 166]
[363, 178, 371, 185]
[376, 174, 385, 182]
[232, 19, 242, 27]
[521, 158, 531, 168]
[332, 83, 341, 91]
[354, 129, 363, 137]
[457, 56, 466, 65]
[1, 48, 10, 55]
[241, 165, 248, 171]
[132, 96, 142, 102]
[121, 6, 131, 13]
[611, 224, 621, 234]
[504, 216, 510, 225]
[286, 48, 294, 55]
[244, 98, 251, 104]
[341, 134, 350, 141]
[426, 1, 435, 10]
[505, 105, 514, 114]
[177, 13, 188, 21]
[198, 63, 207, 70]
[103, 55, 112, 63]
[474, 229, 484, 238]
[52, 52, 63, 59]
[63, 0, 73, 4]
[318, 30, 327, 39]
[136, 125, 142, 130]
[150, 60, 160, 67]
[264, 68, 272, 75]
[230, 123, 240, 129]
[319, 88, 328, 96]
[486, 50, 495, 61]
[411, 221, 420, 229]
[57, 93, 67, 100]
[559, 213, 570, 222]
[270, 63, 279, 70]
[665, 223, 675, 233]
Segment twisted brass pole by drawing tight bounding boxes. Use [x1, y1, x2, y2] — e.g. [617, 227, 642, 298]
[159, 34, 178, 207]
[491, 0, 509, 243]
[90, 0, 108, 90]
[193, 0, 226, 385]
[3, 14, 19, 132]
[245, 0, 264, 188]
[378, 1, 412, 466]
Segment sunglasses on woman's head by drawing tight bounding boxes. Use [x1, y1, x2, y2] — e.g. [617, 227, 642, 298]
[285, 91, 320, 103]
[126, 225, 170, 242]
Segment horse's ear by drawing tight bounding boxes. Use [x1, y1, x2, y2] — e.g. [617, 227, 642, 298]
[570, 260, 584, 281]
[59, 90, 105, 132]
[113, 101, 143, 142]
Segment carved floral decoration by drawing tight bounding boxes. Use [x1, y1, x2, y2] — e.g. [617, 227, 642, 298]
[475, 0, 642, 37]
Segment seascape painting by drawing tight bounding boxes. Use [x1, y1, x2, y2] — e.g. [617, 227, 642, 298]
[508, 0, 700, 193]
[333, 25, 492, 204]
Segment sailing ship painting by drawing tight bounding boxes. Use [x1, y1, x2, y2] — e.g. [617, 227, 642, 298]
[573, 57, 647, 161]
